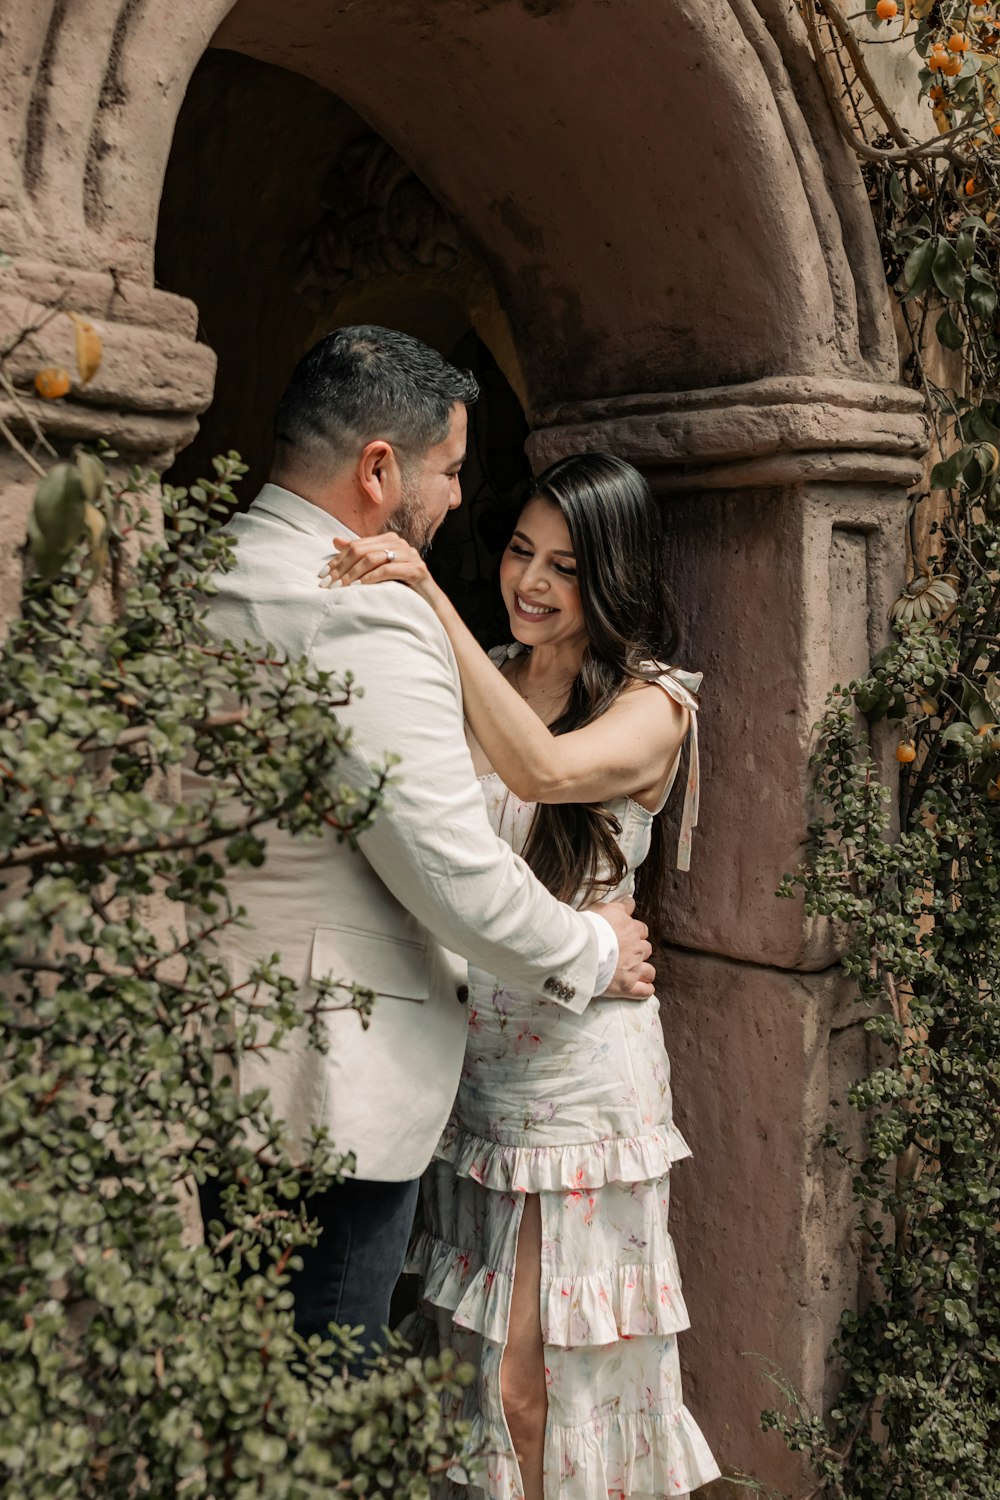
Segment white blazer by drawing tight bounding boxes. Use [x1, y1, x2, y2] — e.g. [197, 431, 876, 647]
[190, 485, 602, 1181]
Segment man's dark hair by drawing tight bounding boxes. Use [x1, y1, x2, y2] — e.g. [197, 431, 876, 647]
[273, 325, 479, 473]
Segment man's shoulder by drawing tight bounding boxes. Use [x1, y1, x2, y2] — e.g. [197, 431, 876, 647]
[321, 580, 450, 647]
[210, 506, 452, 662]
[313, 585, 460, 712]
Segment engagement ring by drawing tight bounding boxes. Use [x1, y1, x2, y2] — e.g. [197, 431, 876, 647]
[385, 548, 396, 562]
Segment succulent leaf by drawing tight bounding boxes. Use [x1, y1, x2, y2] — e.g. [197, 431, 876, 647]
[31, 462, 86, 555]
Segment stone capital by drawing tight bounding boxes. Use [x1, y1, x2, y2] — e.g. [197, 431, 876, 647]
[0, 259, 216, 464]
[527, 375, 928, 490]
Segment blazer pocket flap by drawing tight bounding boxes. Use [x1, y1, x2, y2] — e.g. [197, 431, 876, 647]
[310, 924, 430, 1004]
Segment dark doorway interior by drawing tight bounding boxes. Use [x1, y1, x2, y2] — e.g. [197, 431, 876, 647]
[155, 48, 528, 644]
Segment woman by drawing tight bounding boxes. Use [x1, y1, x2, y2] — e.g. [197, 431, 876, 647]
[320, 453, 720, 1500]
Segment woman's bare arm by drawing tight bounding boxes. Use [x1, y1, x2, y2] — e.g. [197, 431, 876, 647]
[320, 532, 690, 806]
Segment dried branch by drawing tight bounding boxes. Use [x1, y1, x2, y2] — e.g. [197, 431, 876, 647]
[0, 810, 274, 873]
[0, 297, 67, 362]
[802, 0, 980, 166]
[816, 0, 913, 148]
[75, 708, 249, 754]
[0, 413, 46, 478]
[0, 367, 58, 459]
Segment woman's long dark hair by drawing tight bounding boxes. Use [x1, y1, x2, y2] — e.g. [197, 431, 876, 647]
[514, 452, 684, 942]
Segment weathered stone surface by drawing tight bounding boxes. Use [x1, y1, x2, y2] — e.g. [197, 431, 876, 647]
[0, 396, 205, 460]
[8, 260, 201, 337]
[3, 0, 899, 404]
[528, 376, 928, 490]
[0, 288, 214, 415]
[650, 482, 903, 970]
[661, 947, 873, 1492]
[210, 0, 895, 406]
[0, 0, 227, 282]
[0, 458, 35, 631]
[0, 263, 216, 459]
[537, 373, 929, 425]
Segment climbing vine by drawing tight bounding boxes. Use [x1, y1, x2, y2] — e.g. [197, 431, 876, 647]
[761, 3, 1000, 1496]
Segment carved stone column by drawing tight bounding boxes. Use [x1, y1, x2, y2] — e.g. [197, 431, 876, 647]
[0, 257, 216, 616]
[529, 383, 927, 1486]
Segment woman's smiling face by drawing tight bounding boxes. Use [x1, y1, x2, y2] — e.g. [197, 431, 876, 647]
[498, 495, 588, 652]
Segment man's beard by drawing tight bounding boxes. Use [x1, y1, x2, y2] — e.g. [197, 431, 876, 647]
[387, 471, 435, 556]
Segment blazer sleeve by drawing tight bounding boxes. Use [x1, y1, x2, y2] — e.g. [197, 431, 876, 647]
[310, 584, 600, 1013]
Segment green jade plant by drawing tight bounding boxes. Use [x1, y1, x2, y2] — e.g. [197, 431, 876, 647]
[0, 451, 473, 1498]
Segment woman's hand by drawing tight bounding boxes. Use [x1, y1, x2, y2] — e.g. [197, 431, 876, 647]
[319, 532, 443, 609]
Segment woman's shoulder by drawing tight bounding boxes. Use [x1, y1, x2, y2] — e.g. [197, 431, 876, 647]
[634, 660, 703, 711]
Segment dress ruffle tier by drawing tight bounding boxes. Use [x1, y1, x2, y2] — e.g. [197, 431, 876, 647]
[406, 657, 720, 1497]
[407, 1224, 692, 1347]
[436, 1116, 693, 1194]
[460, 1403, 721, 1500]
[406, 1107, 721, 1499]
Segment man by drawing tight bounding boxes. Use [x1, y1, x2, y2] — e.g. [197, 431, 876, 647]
[197, 326, 655, 1350]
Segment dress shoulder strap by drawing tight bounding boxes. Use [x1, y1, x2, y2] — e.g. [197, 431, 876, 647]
[487, 643, 526, 669]
[644, 664, 702, 872]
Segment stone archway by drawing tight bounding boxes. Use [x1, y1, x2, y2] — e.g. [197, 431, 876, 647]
[0, 1, 929, 1489]
[154, 50, 531, 645]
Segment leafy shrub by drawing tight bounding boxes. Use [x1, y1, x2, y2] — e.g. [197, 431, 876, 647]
[767, 5, 1000, 1494]
[0, 456, 471, 1498]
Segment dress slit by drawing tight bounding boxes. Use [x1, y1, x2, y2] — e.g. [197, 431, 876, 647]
[403, 651, 720, 1498]
[498, 1192, 546, 1500]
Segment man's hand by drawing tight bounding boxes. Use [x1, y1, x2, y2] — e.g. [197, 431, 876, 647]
[591, 897, 655, 999]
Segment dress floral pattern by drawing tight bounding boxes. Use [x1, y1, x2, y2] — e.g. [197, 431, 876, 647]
[405, 649, 721, 1499]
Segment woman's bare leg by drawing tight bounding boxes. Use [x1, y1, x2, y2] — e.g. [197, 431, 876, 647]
[500, 1193, 547, 1500]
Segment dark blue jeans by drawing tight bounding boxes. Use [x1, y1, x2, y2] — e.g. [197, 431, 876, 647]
[198, 1174, 420, 1359]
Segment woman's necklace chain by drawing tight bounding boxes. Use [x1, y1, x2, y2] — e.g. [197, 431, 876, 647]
[511, 653, 575, 708]
[512, 657, 575, 726]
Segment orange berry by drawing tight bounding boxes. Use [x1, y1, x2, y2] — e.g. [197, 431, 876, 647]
[876, 0, 898, 17]
[929, 85, 946, 100]
[927, 49, 946, 70]
[947, 30, 970, 50]
[34, 366, 71, 400]
[992, 122, 1000, 136]
[942, 54, 963, 74]
[966, 176, 978, 194]
[896, 741, 917, 764]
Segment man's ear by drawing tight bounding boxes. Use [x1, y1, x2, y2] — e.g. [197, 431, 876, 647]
[357, 439, 396, 514]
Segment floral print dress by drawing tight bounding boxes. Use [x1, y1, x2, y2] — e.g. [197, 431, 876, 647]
[405, 650, 721, 1499]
